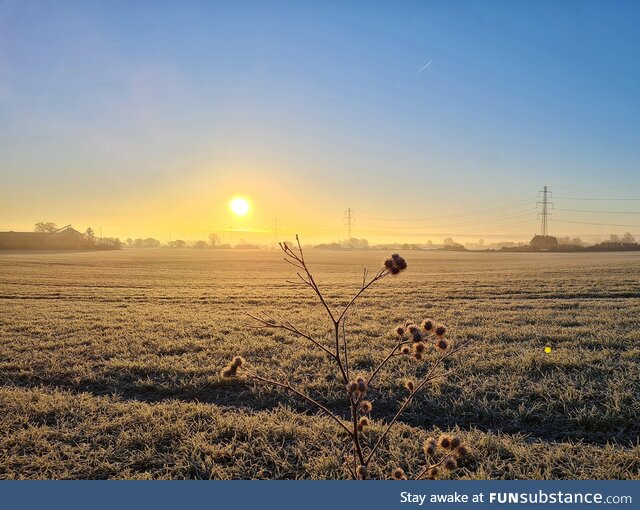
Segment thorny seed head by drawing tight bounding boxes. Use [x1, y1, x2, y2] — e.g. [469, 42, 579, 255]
[411, 329, 423, 341]
[421, 319, 434, 332]
[429, 466, 440, 477]
[358, 417, 369, 431]
[444, 457, 458, 471]
[408, 324, 419, 335]
[391, 467, 407, 480]
[401, 345, 411, 355]
[450, 436, 461, 450]
[231, 356, 245, 368]
[413, 342, 426, 354]
[346, 381, 358, 394]
[414, 351, 423, 361]
[439, 435, 452, 449]
[424, 438, 437, 457]
[404, 379, 415, 392]
[391, 253, 408, 270]
[395, 326, 405, 337]
[356, 377, 368, 394]
[436, 338, 450, 351]
[357, 465, 367, 480]
[457, 445, 469, 458]
[359, 400, 373, 414]
[435, 324, 447, 337]
[220, 365, 237, 378]
[385, 253, 407, 275]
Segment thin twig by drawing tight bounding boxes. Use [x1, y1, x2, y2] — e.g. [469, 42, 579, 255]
[367, 341, 409, 386]
[365, 341, 470, 464]
[246, 312, 335, 358]
[336, 268, 388, 324]
[342, 310, 350, 381]
[351, 400, 365, 467]
[244, 369, 353, 437]
[415, 457, 448, 480]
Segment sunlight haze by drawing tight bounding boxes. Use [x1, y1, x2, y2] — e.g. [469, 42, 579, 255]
[1, 1, 639, 244]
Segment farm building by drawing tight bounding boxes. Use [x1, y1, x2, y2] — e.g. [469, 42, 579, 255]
[0, 226, 87, 250]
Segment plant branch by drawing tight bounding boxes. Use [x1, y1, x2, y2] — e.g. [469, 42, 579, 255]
[365, 341, 469, 464]
[366, 339, 413, 387]
[415, 457, 448, 480]
[244, 369, 353, 437]
[336, 268, 388, 324]
[246, 312, 335, 358]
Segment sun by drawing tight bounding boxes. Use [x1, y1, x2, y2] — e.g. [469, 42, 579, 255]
[229, 197, 250, 216]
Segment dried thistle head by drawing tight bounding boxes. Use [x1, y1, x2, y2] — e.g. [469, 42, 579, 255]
[359, 400, 373, 414]
[436, 338, 449, 351]
[385, 253, 407, 275]
[391, 467, 407, 480]
[456, 445, 469, 458]
[346, 381, 358, 394]
[450, 436, 461, 450]
[356, 377, 368, 394]
[414, 351, 423, 361]
[395, 326, 405, 337]
[438, 435, 451, 449]
[443, 457, 458, 471]
[423, 437, 437, 457]
[404, 379, 415, 392]
[220, 365, 237, 378]
[401, 345, 411, 355]
[357, 417, 369, 431]
[421, 319, 434, 333]
[413, 342, 426, 354]
[391, 253, 407, 270]
[221, 357, 243, 378]
[429, 466, 440, 477]
[435, 324, 447, 337]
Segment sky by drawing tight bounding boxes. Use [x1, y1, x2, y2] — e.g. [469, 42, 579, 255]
[1, 0, 640, 244]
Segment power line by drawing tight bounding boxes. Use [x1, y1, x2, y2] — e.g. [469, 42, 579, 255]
[554, 196, 640, 201]
[358, 196, 537, 222]
[361, 209, 537, 230]
[554, 219, 640, 228]
[556, 208, 640, 215]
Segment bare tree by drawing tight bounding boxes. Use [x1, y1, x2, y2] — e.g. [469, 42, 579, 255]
[34, 222, 57, 233]
[84, 227, 96, 242]
[622, 232, 636, 244]
[208, 233, 220, 248]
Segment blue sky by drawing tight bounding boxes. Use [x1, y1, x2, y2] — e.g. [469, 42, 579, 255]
[1, 1, 639, 241]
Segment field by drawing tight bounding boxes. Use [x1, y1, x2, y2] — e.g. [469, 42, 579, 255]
[0, 248, 639, 479]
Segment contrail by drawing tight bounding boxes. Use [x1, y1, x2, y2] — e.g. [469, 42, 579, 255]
[418, 60, 432, 74]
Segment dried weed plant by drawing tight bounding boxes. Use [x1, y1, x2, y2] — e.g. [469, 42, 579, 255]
[222, 236, 470, 479]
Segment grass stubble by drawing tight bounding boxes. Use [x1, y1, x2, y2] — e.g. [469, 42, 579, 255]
[0, 247, 638, 479]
